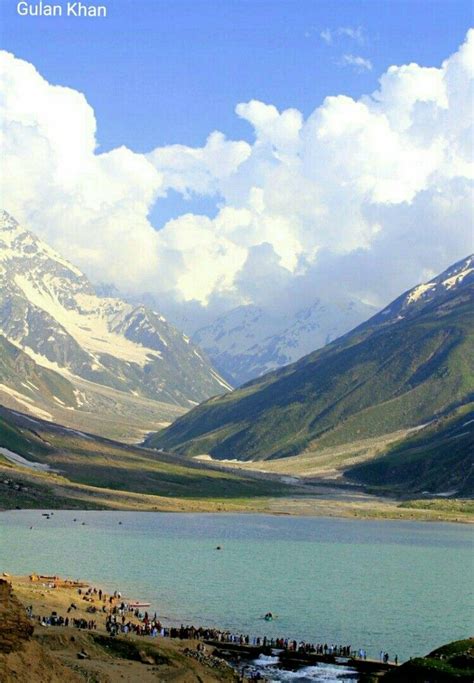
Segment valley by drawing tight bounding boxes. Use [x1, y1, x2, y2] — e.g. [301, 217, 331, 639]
[0, 404, 472, 522]
[0, 210, 472, 522]
[149, 255, 474, 495]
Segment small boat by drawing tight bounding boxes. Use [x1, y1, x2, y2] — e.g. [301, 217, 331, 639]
[129, 601, 151, 608]
[264, 612, 274, 621]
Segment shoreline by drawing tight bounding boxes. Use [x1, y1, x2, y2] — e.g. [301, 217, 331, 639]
[1, 498, 472, 524]
[0, 574, 241, 682]
[2, 573, 395, 682]
[1, 415, 472, 525]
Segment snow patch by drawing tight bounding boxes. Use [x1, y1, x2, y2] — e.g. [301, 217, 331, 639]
[14, 275, 154, 366]
[407, 282, 436, 303]
[0, 447, 54, 471]
[209, 369, 232, 391]
[442, 268, 473, 289]
[0, 383, 53, 420]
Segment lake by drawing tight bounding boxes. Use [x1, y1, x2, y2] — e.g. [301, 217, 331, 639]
[1, 511, 472, 681]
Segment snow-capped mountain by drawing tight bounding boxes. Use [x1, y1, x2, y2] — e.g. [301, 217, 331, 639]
[149, 253, 474, 462]
[192, 257, 474, 387]
[193, 298, 377, 386]
[0, 210, 231, 425]
[368, 254, 474, 326]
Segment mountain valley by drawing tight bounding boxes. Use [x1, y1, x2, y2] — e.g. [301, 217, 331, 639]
[149, 255, 474, 496]
[0, 210, 230, 440]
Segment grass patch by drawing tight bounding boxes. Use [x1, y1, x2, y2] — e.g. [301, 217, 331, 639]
[400, 499, 474, 515]
[0, 406, 290, 508]
[91, 634, 170, 664]
[385, 638, 474, 682]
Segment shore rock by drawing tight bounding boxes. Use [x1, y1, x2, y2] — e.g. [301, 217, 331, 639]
[0, 579, 34, 653]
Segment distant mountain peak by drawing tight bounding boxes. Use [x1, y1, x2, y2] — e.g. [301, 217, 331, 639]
[0, 209, 85, 280]
[193, 297, 377, 386]
[407, 255, 473, 302]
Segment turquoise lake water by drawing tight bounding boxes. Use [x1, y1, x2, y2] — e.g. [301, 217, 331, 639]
[1, 511, 472, 680]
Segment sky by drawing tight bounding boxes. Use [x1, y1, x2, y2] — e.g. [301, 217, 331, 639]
[0, 0, 473, 330]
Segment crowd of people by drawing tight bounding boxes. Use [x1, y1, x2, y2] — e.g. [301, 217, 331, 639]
[27, 582, 396, 667]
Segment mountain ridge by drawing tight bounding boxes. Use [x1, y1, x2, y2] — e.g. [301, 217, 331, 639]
[147, 255, 474, 466]
[0, 210, 231, 440]
[193, 297, 377, 386]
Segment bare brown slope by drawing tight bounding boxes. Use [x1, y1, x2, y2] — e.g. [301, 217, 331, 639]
[0, 578, 83, 682]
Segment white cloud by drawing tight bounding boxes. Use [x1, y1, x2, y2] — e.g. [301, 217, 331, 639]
[320, 26, 364, 46]
[320, 28, 333, 45]
[148, 131, 251, 198]
[340, 54, 373, 72]
[0, 30, 473, 321]
[338, 26, 364, 44]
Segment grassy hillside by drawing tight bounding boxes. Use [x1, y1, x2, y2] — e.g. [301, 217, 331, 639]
[148, 283, 473, 462]
[384, 639, 474, 682]
[2, 407, 472, 521]
[0, 406, 287, 509]
[345, 404, 474, 495]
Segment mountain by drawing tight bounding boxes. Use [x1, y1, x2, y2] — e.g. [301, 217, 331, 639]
[0, 210, 231, 440]
[0, 332, 77, 421]
[147, 255, 474, 464]
[346, 403, 474, 496]
[193, 298, 376, 386]
[362, 254, 474, 327]
[0, 404, 287, 510]
[0, 332, 185, 442]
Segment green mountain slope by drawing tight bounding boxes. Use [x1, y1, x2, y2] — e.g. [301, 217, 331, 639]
[345, 404, 474, 495]
[147, 258, 473, 462]
[0, 405, 287, 508]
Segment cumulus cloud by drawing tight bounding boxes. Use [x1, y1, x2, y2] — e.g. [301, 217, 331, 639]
[0, 30, 473, 323]
[148, 131, 251, 198]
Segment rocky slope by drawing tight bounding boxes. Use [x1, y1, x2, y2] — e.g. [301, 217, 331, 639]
[383, 639, 474, 682]
[0, 210, 231, 439]
[0, 579, 83, 683]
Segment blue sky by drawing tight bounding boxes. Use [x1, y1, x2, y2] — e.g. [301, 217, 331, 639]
[0, 0, 472, 325]
[1, 0, 472, 153]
